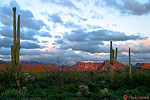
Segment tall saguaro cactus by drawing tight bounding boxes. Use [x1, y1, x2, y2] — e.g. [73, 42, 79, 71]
[110, 41, 118, 82]
[11, 7, 22, 90]
[129, 47, 132, 79]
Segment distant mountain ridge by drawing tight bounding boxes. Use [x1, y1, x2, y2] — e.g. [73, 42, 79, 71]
[0, 60, 150, 72]
[98, 60, 127, 71]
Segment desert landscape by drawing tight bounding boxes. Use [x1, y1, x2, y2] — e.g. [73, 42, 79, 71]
[0, 0, 150, 100]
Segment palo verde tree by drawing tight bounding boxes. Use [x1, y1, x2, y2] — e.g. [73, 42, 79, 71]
[11, 7, 22, 90]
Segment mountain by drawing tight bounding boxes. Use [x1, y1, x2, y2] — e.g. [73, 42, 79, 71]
[0, 60, 150, 72]
[21, 61, 44, 66]
[62, 60, 127, 71]
[133, 63, 150, 69]
[0, 60, 10, 64]
[98, 60, 127, 71]
[140, 64, 150, 69]
[70, 62, 102, 71]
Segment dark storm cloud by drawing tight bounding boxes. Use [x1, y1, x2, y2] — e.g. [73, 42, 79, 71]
[0, 0, 45, 30]
[0, 48, 55, 57]
[103, 0, 150, 15]
[20, 49, 56, 55]
[21, 29, 38, 41]
[41, 0, 78, 10]
[20, 49, 100, 64]
[54, 35, 61, 38]
[132, 53, 150, 62]
[21, 41, 41, 49]
[0, 48, 10, 55]
[88, 30, 146, 41]
[48, 14, 63, 24]
[65, 29, 146, 42]
[131, 44, 150, 53]
[62, 13, 88, 29]
[0, 37, 12, 48]
[0, 26, 38, 41]
[119, 43, 150, 53]
[0, 37, 40, 49]
[39, 32, 52, 37]
[55, 39, 64, 44]
[20, 49, 43, 55]
[60, 42, 108, 53]
[118, 52, 150, 64]
[42, 40, 49, 43]
[0, 26, 12, 38]
[21, 18, 45, 30]
[55, 28, 146, 53]
[64, 31, 86, 42]
[55, 50, 100, 63]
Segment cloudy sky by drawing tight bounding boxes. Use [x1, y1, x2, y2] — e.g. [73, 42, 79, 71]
[0, 0, 150, 64]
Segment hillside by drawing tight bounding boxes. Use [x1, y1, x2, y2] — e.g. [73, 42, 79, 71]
[0, 60, 150, 72]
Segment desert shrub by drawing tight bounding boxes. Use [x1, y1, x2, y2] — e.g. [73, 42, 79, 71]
[54, 94, 67, 100]
[100, 88, 111, 99]
[0, 87, 5, 94]
[77, 85, 90, 98]
[89, 92, 101, 100]
[0, 89, 26, 99]
[22, 73, 35, 84]
[88, 83, 100, 92]
[65, 84, 77, 93]
[0, 66, 14, 89]
[38, 82, 48, 88]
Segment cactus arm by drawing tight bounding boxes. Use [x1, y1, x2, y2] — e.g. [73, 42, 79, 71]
[110, 41, 112, 61]
[17, 15, 20, 46]
[19, 64, 22, 78]
[16, 46, 20, 64]
[11, 45, 15, 72]
[112, 49, 114, 64]
[110, 41, 113, 64]
[115, 48, 118, 62]
[110, 64, 114, 82]
[13, 7, 17, 65]
[16, 15, 20, 64]
[129, 47, 132, 79]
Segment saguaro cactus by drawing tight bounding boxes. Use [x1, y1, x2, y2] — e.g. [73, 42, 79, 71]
[129, 47, 132, 79]
[110, 41, 118, 82]
[11, 7, 22, 90]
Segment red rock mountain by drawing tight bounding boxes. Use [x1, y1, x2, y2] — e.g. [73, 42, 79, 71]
[99, 60, 127, 71]
[70, 62, 102, 71]
[63, 61, 127, 71]
[139, 64, 150, 69]
[0, 60, 150, 72]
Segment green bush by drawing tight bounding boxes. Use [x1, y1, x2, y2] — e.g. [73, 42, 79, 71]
[88, 83, 100, 92]
[65, 84, 77, 93]
[54, 94, 67, 100]
[0, 89, 26, 99]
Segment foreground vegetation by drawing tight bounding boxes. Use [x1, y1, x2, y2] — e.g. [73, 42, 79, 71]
[0, 6, 149, 100]
[0, 68, 150, 100]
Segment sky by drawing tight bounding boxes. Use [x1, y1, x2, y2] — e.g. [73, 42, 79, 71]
[0, 0, 150, 64]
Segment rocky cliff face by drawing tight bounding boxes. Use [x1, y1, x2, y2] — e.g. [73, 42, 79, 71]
[133, 63, 149, 69]
[63, 61, 127, 71]
[0, 60, 150, 72]
[137, 64, 150, 69]
[71, 62, 102, 71]
[98, 60, 127, 71]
